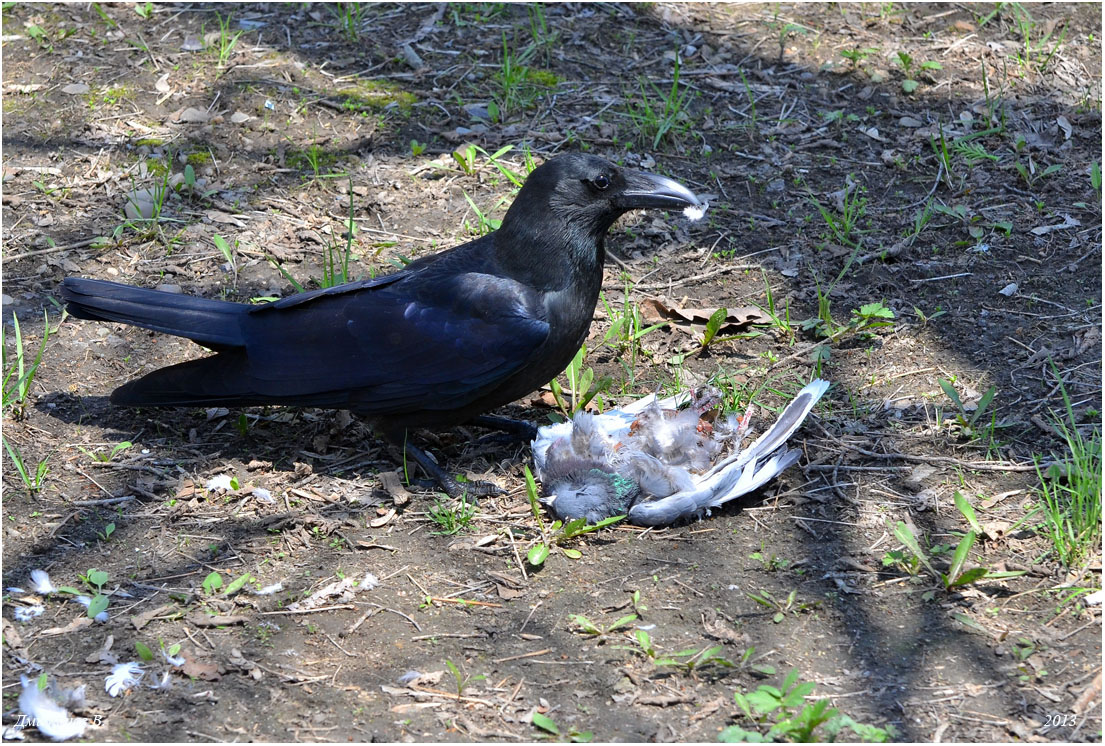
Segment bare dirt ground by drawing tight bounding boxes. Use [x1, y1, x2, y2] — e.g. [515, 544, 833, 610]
[2, 2, 1101, 742]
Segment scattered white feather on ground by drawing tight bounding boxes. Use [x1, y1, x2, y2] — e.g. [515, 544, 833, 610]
[683, 202, 709, 221]
[19, 676, 87, 741]
[105, 662, 143, 697]
[30, 569, 56, 594]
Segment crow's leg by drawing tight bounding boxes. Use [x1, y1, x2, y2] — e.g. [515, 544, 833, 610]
[394, 434, 502, 500]
[469, 414, 539, 442]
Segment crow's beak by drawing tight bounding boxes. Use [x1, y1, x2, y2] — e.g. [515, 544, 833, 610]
[617, 170, 701, 210]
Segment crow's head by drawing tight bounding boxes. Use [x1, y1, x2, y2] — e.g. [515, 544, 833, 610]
[504, 153, 701, 239]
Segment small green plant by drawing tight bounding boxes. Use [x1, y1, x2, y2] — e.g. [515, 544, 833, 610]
[329, 2, 364, 42]
[428, 495, 477, 535]
[895, 50, 941, 93]
[747, 588, 819, 623]
[452, 143, 477, 175]
[721, 669, 896, 742]
[96, 522, 116, 542]
[3, 311, 53, 419]
[840, 46, 879, 67]
[81, 568, 110, 619]
[569, 612, 638, 638]
[531, 711, 593, 742]
[1013, 155, 1063, 187]
[213, 233, 236, 275]
[134, 1, 152, 19]
[213, 12, 243, 69]
[444, 659, 485, 696]
[523, 466, 623, 567]
[78, 440, 133, 463]
[548, 345, 613, 418]
[849, 302, 895, 337]
[134, 641, 156, 661]
[1090, 161, 1101, 192]
[409, 139, 426, 157]
[321, 178, 358, 288]
[3, 438, 49, 493]
[750, 543, 790, 572]
[754, 272, 795, 344]
[810, 179, 867, 247]
[462, 191, 503, 236]
[598, 285, 667, 376]
[493, 33, 534, 122]
[929, 124, 959, 191]
[625, 53, 695, 149]
[765, 11, 810, 61]
[937, 378, 997, 440]
[654, 643, 734, 674]
[951, 139, 999, 166]
[890, 510, 1025, 593]
[202, 571, 224, 595]
[699, 307, 757, 351]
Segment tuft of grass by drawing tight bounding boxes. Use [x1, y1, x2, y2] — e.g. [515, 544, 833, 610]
[3, 311, 52, 420]
[1033, 365, 1102, 569]
[213, 12, 243, 69]
[328, 2, 364, 42]
[3, 438, 49, 493]
[810, 177, 867, 248]
[428, 495, 476, 535]
[625, 53, 695, 149]
[490, 34, 558, 123]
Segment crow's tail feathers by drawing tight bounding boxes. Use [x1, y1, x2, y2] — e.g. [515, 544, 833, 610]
[108, 354, 253, 407]
[62, 277, 249, 350]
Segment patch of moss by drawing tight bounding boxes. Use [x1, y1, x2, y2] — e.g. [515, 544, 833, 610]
[336, 79, 417, 114]
[525, 68, 561, 87]
[135, 137, 165, 147]
[87, 84, 132, 109]
[186, 152, 212, 165]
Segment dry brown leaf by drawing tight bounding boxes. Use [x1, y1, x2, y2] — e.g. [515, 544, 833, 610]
[639, 297, 768, 332]
[41, 616, 93, 636]
[131, 603, 178, 630]
[182, 657, 222, 681]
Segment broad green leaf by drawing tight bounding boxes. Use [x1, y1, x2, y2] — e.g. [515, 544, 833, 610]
[223, 573, 252, 596]
[892, 521, 936, 575]
[531, 712, 558, 735]
[606, 614, 638, 632]
[938, 378, 963, 410]
[527, 544, 549, 566]
[202, 571, 223, 594]
[969, 386, 997, 427]
[87, 594, 109, 618]
[943, 531, 977, 587]
[953, 492, 983, 533]
[950, 567, 989, 587]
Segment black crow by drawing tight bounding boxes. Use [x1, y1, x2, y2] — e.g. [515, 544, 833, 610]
[62, 154, 702, 495]
[533, 379, 829, 525]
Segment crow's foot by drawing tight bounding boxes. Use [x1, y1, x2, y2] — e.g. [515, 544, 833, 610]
[470, 414, 539, 442]
[402, 440, 501, 500]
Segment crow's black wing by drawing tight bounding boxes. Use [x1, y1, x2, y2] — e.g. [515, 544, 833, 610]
[237, 270, 550, 413]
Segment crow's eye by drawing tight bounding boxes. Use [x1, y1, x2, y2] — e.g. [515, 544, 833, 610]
[591, 174, 611, 191]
